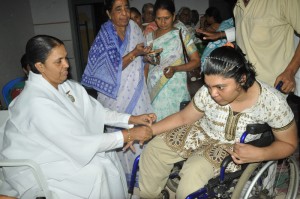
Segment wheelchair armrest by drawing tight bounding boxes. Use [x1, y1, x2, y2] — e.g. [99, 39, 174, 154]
[220, 124, 274, 182]
[0, 159, 53, 199]
[246, 123, 271, 135]
[246, 131, 274, 147]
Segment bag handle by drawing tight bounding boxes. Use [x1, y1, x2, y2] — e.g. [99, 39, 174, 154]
[179, 29, 189, 63]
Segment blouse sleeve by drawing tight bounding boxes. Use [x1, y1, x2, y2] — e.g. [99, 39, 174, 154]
[192, 86, 208, 113]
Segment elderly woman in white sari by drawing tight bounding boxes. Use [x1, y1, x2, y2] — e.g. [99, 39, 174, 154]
[81, 0, 153, 183]
[0, 35, 156, 199]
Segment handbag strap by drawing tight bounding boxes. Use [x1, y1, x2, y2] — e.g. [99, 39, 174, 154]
[179, 29, 189, 63]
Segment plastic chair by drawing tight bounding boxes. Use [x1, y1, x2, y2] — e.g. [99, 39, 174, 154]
[1, 77, 26, 107]
[0, 110, 53, 199]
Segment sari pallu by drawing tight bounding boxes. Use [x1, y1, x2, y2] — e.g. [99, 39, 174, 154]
[81, 20, 152, 115]
[146, 28, 197, 121]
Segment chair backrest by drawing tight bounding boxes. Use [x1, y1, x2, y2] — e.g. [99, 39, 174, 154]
[0, 110, 9, 149]
[1, 77, 26, 107]
[0, 110, 8, 125]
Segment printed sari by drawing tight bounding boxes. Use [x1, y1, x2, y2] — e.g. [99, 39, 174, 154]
[201, 18, 234, 69]
[146, 28, 197, 121]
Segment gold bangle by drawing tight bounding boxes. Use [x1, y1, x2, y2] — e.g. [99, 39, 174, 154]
[127, 129, 131, 142]
[130, 55, 136, 61]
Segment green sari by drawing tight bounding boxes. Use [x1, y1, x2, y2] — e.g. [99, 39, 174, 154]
[146, 28, 197, 121]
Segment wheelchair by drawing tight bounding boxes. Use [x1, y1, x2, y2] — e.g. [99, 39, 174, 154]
[128, 123, 299, 199]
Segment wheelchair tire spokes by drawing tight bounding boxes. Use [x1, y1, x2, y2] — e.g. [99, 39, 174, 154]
[231, 157, 299, 199]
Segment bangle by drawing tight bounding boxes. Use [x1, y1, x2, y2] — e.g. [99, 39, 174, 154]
[130, 55, 136, 61]
[127, 129, 131, 142]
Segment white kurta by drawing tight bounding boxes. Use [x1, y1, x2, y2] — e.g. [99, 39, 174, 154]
[1, 72, 131, 199]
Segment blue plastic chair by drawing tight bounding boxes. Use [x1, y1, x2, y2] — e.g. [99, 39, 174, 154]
[1, 77, 26, 107]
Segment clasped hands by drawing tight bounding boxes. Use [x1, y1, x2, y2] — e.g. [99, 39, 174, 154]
[124, 113, 157, 152]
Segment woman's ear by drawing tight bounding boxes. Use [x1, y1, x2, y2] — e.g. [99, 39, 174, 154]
[239, 74, 247, 85]
[35, 62, 44, 73]
[106, 10, 111, 19]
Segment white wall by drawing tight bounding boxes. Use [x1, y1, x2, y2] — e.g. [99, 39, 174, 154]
[0, 0, 210, 106]
[29, 0, 77, 80]
[130, 0, 209, 16]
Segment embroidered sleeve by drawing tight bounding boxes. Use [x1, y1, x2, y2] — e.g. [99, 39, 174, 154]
[265, 91, 294, 131]
[192, 86, 207, 112]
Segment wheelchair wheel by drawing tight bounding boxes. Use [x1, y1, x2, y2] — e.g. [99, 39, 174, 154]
[231, 157, 299, 199]
[161, 189, 170, 199]
[166, 161, 184, 192]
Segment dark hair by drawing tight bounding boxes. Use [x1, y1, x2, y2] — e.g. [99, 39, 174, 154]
[105, 0, 129, 12]
[20, 53, 29, 70]
[142, 3, 154, 14]
[177, 7, 191, 16]
[26, 35, 64, 74]
[177, 7, 192, 21]
[205, 7, 222, 23]
[130, 7, 141, 16]
[153, 0, 175, 17]
[203, 46, 256, 91]
[191, 10, 199, 23]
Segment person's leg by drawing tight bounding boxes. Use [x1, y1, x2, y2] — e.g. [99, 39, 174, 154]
[176, 156, 214, 199]
[139, 136, 184, 198]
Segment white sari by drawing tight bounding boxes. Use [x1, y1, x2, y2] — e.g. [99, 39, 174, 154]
[1, 72, 131, 198]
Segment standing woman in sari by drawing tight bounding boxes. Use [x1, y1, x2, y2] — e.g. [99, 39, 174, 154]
[145, 0, 201, 121]
[81, 0, 153, 184]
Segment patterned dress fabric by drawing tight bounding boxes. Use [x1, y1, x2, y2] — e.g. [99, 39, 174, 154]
[146, 28, 197, 121]
[160, 81, 294, 176]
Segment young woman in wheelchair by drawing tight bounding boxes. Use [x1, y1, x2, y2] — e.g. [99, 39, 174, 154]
[138, 46, 298, 199]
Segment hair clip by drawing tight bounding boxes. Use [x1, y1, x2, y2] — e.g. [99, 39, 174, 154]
[223, 42, 234, 48]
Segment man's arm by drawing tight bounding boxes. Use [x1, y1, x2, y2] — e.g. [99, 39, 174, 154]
[275, 39, 300, 93]
[196, 27, 235, 42]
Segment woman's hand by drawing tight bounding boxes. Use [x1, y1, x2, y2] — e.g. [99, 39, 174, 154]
[226, 143, 263, 164]
[163, 66, 176, 79]
[129, 113, 157, 127]
[123, 126, 153, 152]
[134, 43, 152, 56]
